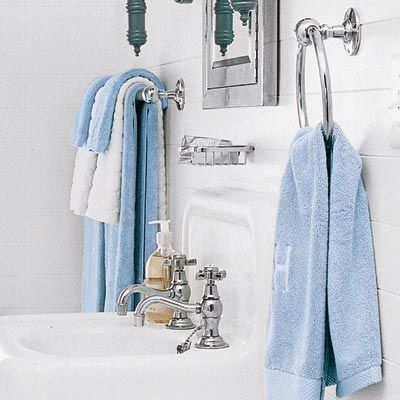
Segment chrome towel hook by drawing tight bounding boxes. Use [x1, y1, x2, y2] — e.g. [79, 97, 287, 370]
[137, 79, 186, 111]
[294, 8, 361, 141]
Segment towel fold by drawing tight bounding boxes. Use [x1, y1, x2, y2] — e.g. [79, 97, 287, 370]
[86, 76, 161, 224]
[70, 77, 111, 216]
[70, 75, 111, 148]
[70, 70, 167, 222]
[82, 83, 160, 312]
[87, 69, 167, 154]
[265, 123, 382, 400]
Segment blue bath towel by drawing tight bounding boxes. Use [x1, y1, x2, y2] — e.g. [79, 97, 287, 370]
[265, 123, 382, 399]
[70, 75, 112, 148]
[81, 82, 163, 312]
[86, 69, 167, 153]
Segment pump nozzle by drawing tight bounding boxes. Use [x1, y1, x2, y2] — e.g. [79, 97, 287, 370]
[149, 220, 172, 246]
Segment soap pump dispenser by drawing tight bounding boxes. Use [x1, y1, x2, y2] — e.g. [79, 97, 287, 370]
[144, 220, 176, 323]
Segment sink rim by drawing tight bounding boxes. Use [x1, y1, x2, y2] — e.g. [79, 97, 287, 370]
[0, 312, 239, 365]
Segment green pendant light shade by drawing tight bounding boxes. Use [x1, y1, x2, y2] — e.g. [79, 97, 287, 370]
[127, 0, 147, 56]
[214, 0, 234, 56]
[230, 0, 257, 26]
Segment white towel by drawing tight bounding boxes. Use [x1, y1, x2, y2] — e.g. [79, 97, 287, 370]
[70, 77, 167, 223]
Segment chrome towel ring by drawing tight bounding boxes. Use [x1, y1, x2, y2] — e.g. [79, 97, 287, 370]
[294, 7, 361, 141]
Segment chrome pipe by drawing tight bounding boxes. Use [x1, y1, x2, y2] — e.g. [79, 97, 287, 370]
[133, 297, 201, 327]
[116, 284, 173, 316]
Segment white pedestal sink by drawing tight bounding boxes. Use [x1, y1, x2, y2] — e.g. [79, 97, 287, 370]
[0, 188, 277, 400]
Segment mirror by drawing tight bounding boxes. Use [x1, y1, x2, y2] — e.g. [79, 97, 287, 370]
[203, 0, 278, 108]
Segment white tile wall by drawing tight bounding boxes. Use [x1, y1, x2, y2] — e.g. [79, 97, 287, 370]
[136, 1, 400, 399]
[0, 0, 399, 397]
[0, 1, 133, 315]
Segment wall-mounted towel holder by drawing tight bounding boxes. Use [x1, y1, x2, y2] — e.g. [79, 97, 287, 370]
[136, 79, 185, 110]
[178, 135, 254, 166]
[295, 7, 361, 142]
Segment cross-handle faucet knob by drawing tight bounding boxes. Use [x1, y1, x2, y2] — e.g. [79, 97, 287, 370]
[196, 266, 227, 282]
[164, 254, 197, 270]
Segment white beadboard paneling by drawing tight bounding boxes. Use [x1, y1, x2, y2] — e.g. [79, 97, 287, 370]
[357, 19, 400, 91]
[0, 210, 29, 242]
[0, 6, 28, 42]
[26, 1, 121, 7]
[167, 184, 196, 252]
[27, 210, 82, 245]
[326, 360, 400, 400]
[0, 307, 79, 316]
[0, 241, 82, 277]
[0, 276, 17, 309]
[15, 275, 81, 310]
[279, 37, 359, 96]
[0, 1, 139, 315]
[0, 176, 28, 209]
[0, 143, 26, 176]
[279, 0, 359, 41]
[25, 107, 76, 143]
[25, 6, 119, 75]
[380, 290, 400, 365]
[0, 76, 28, 108]
[0, 42, 29, 75]
[25, 74, 98, 111]
[280, 18, 400, 96]
[0, 243, 27, 275]
[362, 156, 400, 225]
[373, 222, 400, 295]
[0, 109, 27, 143]
[25, 242, 82, 276]
[357, 89, 400, 157]
[25, 142, 76, 177]
[359, 5, 400, 24]
[167, 145, 287, 192]
[26, 174, 72, 210]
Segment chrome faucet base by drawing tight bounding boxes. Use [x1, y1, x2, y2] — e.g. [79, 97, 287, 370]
[194, 335, 229, 350]
[164, 254, 197, 330]
[166, 314, 195, 330]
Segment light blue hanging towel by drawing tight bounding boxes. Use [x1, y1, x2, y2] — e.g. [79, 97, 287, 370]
[265, 123, 382, 399]
[70, 75, 112, 148]
[86, 68, 167, 153]
[81, 77, 167, 312]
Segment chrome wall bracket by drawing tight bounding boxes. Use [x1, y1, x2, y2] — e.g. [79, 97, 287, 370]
[295, 7, 361, 57]
[294, 7, 361, 141]
[137, 79, 185, 110]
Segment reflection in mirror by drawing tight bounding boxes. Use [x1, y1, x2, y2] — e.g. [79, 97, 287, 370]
[213, 4, 255, 67]
[203, 0, 278, 108]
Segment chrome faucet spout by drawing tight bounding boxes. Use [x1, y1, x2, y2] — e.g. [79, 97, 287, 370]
[133, 297, 201, 327]
[116, 284, 173, 316]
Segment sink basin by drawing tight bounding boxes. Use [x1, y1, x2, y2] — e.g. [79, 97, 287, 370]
[18, 316, 177, 358]
[0, 313, 263, 400]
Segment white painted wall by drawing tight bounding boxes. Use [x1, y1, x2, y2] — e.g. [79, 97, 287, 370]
[134, 1, 400, 399]
[0, 1, 136, 315]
